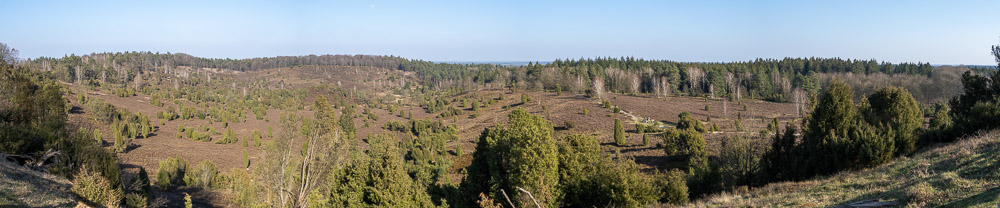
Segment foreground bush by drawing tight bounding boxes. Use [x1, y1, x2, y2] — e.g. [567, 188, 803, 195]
[462, 108, 559, 208]
[558, 134, 661, 207]
[72, 167, 123, 207]
[156, 156, 188, 190]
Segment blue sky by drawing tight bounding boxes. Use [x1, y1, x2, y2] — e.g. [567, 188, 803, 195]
[1, 0, 998, 65]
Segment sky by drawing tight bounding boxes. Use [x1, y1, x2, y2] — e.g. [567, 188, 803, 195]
[1, 0, 999, 65]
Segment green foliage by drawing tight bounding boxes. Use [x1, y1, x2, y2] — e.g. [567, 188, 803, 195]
[704, 104, 710, 111]
[217, 128, 238, 144]
[661, 128, 706, 158]
[555, 84, 562, 96]
[642, 133, 650, 146]
[521, 93, 530, 104]
[614, 118, 625, 146]
[948, 44, 1000, 136]
[582, 108, 588, 115]
[655, 170, 689, 205]
[326, 134, 437, 207]
[865, 86, 922, 156]
[184, 193, 193, 208]
[242, 149, 250, 168]
[156, 156, 188, 190]
[716, 135, 764, 190]
[72, 167, 123, 208]
[557, 134, 661, 207]
[929, 102, 952, 130]
[0, 65, 68, 154]
[340, 105, 356, 139]
[113, 132, 127, 153]
[383, 120, 409, 132]
[677, 112, 707, 133]
[462, 108, 560, 208]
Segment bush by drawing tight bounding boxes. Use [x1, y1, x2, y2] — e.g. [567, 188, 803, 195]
[557, 134, 660, 207]
[125, 193, 148, 208]
[614, 119, 625, 146]
[72, 167, 123, 208]
[217, 129, 238, 144]
[462, 108, 559, 208]
[642, 134, 649, 146]
[130, 167, 153, 203]
[656, 170, 689, 205]
[156, 156, 188, 190]
[865, 86, 922, 156]
[661, 128, 705, 157]
[185, 160, 221, 189]
[716, 135, 764, 190]
[677, 112, 706, 133]
[564, 120, 576, 130]
[521, 93, 530, 104]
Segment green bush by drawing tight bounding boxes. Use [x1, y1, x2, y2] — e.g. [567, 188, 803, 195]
[614, 119, 625, 146]
[865, 86, 922, 156]
[677, 112, 706, 133]
[217, 129, 238, 144]
[656, 170, 689, 205]
[462, 108, 559, 208]
[557, 134, 660, 207]
[72, 167, 123, 208]
[156, 156, 188, 190]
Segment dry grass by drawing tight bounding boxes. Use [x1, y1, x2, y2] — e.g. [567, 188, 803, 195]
[0, 160, 77, 207]
[692, 130, 1000, 207]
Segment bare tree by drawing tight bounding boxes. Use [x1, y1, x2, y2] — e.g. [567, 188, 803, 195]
[686, 67, 705, 94]
[630, 73, 640, 95]
[592, 76, 604, 99]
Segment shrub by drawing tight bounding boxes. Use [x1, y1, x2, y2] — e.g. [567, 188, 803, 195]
[521, 93, 530, 104]
[716, 135, 764, 190]
[72, 167, 123, 208]
[656, 170, 689, 205]
[113, 133, 127, 153]
[661, 128, 705, 157]
[557, 134, 660, 207]
[462, 108, 559, 208]
[125, 193, 148, 208]
[243, 149, 250, 169]
[582, 108, 589, 115]
[643, 134, 649, 146]
[217, 129, 238, 144]
[677, 112, 706, 133]
[614, 119, 625, 146]
[865, 86, 922, 156]
[704, 104, 710, 111]
[156, 156, 187, 190]
[130, 167, 153, 203]
[564, 120, 576, 130]
[185, 160, 221, 189]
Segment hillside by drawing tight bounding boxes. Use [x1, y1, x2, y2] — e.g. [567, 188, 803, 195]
[694, 130, 1000, 207]
[0, 160, 77, 207]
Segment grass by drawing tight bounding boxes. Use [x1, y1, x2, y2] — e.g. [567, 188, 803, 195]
[693, 130, 1000, 207]
[0, 160, 77, 207]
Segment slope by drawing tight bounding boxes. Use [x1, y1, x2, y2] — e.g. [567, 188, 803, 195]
[694, 130, 1000, 207]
